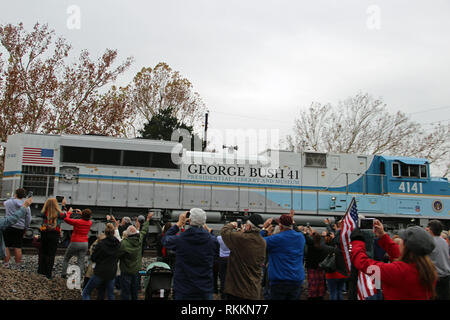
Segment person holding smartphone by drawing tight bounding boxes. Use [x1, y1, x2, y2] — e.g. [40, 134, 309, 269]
[61, 205, 93, 279]
[3, 188, 32, 266]
[351, 219, 438, 300]
[161, 208, 219, 300]
[1, 196, 33, 263]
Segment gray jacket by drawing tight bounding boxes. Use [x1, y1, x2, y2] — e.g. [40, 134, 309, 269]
[0, 207, 28, 258]
[429, 236, 450, 278]
[4, 198, 31, 230]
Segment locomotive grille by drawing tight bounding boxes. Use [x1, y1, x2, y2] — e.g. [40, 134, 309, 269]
[21, 165, 55, 197]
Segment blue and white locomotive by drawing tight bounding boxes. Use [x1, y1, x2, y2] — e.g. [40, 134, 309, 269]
[1, 133, 448, 242]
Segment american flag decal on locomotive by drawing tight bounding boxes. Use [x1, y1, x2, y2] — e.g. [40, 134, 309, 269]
[22, 147, 54, 165]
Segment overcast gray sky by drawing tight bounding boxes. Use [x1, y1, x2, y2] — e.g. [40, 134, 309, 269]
[2, 0, 450, 151]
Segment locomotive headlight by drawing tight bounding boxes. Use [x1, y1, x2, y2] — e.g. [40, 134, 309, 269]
[330, 197, 336, 210]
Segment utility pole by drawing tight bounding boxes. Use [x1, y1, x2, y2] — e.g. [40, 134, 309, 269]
[203, 111, 209, 151]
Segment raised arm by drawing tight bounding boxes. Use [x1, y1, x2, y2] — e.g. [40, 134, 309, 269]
[0, 198, 33, 231]
[162, 212, 187, 250]
[220, 222, 240, 250]
[140, 212, 153, 243]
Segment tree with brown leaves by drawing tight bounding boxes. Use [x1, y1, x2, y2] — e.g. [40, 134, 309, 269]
[124, 62, 207, 137]
[0, 22, 134, 141]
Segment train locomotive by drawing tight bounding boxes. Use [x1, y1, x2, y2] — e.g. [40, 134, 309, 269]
[1, 133, 449, 247]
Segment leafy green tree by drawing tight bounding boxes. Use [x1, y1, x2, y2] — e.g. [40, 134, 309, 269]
[139, 106, 193, 140]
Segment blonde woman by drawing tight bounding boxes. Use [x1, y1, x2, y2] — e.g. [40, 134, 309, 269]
[38, 197, 68, 279]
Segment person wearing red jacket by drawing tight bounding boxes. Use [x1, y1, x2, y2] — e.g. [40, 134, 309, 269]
[350, 219, 437, 300]
[61, 208, 93, 279]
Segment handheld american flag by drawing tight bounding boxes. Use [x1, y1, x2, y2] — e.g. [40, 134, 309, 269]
[340, 197, 376, 300]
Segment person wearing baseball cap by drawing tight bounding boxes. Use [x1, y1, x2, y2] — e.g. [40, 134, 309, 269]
[260, 214, 306, 300]
[350, 220, 438, 300]
[161, 208, 219, 300]
[220, 213, 266, 300]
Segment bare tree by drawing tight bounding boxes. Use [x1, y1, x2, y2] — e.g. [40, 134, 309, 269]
[286, 92, 450, 177]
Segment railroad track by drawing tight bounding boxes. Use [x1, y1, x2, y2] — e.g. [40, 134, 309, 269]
[22, 247, 157, 257]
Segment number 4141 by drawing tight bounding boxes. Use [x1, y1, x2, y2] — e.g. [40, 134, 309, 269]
[398, 182, 423, 193]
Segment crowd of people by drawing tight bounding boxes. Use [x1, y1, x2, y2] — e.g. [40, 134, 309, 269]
[1, 188, 449, 301]
[158, 208, 450, 301]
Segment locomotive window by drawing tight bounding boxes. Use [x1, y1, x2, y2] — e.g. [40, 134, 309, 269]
[61, 146, 92, 164]
[61, 146, 178, 169]
[420, 165, 428, 178]
[151, 152, 179, 169]
[408, 165, 419, 178]
[399, 163, 421, 178]
[392, 162, 400, 177]
[380, 162, 385, 175]
[92, 148, 121, 166]
[400, 163, 409, 177]
[304, 153, 327, 168]
[123, 150, 151, 167]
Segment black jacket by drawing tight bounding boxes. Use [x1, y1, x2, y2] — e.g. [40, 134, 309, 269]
[322, 230, 349, 277]
[91, 235, 120, 280]
[162, 225, 219, 296]
[304, 235, 329, 269]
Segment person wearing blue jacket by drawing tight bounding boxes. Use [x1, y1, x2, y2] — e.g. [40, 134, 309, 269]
[1, 197, 33, 261]
[261, 214, 306, 300]
[162, 208, 219, 300]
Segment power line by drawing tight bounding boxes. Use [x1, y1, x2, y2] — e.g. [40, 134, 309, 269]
[419, 118, 450, 126]
[212, 111, 293, 125]
[211, 107, 450, 128]
[407, 106, 450, 115]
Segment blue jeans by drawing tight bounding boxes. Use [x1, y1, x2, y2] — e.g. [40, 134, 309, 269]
[120, 273, 140, 300]
[82, 275, 115, 300]
[269, 281, 303, 300]
[327, 278, 346, 300]
[174, 292, 213, 300]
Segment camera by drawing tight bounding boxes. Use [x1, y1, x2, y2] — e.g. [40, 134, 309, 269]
[56, 195, 64, 203]
[359, 218, 374, 230]
[26, 191, 33, 198]
[185, 211, 191, 219]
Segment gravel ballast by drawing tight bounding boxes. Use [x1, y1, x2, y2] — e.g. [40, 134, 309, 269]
[0, 255, 157, 300]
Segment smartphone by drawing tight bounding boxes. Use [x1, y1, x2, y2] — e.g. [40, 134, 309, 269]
[359, 218, 374, 230]
[26, 191, 33, 198]
[237, 219, 242, 228]
[185, 211, 191, 219]
[307, 222, 310, 227]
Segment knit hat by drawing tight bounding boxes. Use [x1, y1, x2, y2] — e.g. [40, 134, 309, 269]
[276, 214, 294, 227]
[398, 226, 435, 256]
[247, 214, 264, 228]
[189, 208, 206, 226]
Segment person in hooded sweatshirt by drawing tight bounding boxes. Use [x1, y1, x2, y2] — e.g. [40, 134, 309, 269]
[162, 208, 219, 300]
[3, 188, 32, 266]
[82, 223, 120, 300]
[118, 212, 153, 300]
[1, 197, 33, 262]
